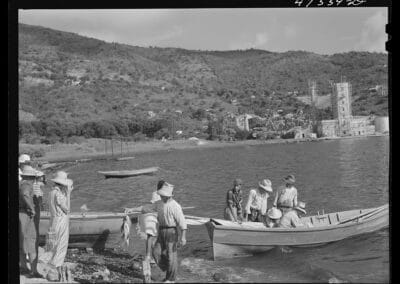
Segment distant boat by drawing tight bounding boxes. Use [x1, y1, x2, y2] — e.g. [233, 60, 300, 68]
[205, 204, 389, 260]
[116, 156, 135, 161]
[98, 167, 159, 178]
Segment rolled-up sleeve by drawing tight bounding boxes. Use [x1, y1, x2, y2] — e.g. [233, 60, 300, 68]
[174, 203, 187, 230]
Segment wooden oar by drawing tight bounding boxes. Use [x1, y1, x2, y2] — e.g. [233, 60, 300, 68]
[125, 206, 195, 214]
[334, 205, 387, 225]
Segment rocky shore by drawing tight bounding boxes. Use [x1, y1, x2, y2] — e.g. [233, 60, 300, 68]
[20, 246, 168, 284]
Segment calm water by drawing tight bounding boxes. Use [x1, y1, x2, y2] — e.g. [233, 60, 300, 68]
[64, 136, 390, 283]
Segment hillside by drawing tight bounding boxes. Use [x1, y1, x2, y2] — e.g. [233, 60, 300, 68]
[18, 23, 388, 142]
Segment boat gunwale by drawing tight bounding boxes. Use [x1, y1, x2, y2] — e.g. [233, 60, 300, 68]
[208, 205, 388, 233]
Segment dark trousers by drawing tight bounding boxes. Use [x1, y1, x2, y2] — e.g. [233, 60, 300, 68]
[247, 208, 263, 222]
[19, 212, 38, 272]
[156, 227, 178, 281]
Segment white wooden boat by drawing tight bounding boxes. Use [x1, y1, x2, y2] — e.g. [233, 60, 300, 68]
[38, 211, 135, 248]
[98, 167, 159, 178]
[205, 204, 389, 260]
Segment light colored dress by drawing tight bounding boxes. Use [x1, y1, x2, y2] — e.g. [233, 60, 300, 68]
[139, 202, 159, 239]
[48, 186, 70, 268]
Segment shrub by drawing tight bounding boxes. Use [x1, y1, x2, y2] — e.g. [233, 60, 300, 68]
[234, 130, 251, 140]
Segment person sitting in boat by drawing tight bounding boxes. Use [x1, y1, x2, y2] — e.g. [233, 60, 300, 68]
[244, 179, 273, 222]
[224, 178, 244, 224]
[273, 174, 298, 214]
[278, 201, 307, 228]
[265, 207, 282, 228]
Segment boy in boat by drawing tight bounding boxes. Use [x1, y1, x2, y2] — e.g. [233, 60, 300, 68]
[273, 174, 298, 214]
[278, 201, 307, 228]
[224, 178, 244, 224]
[244, 179, 273, 222]
[155, 182, 187, 283]
[265, 207, 282, 228]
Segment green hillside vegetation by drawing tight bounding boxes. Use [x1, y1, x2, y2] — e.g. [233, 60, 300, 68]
[18, 23, 388, 143]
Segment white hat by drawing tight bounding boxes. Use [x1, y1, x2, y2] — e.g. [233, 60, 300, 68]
[157, 182, 174, 197]
[267, 207, 282, 220]
[19, 154, 31, 164]
[294, 201, 306, 214]
[150, 191, 161, 203]
[51, 171, 71, 187]
[258, 179, 273, 192]
[20, 165, 43, 177]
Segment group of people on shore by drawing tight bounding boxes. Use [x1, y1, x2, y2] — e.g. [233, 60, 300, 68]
[224, 174, 310, 228]
[19, 154, 73, 281]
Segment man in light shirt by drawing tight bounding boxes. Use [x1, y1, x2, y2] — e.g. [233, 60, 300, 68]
[279, 201, 307, 228]
[155, 182, 187, 283]
[244, 179, 273, 222]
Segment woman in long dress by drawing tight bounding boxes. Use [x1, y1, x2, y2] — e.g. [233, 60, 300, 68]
[48, 171, 73, 280]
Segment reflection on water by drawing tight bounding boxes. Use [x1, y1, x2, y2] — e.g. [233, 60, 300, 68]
[62, 136, 389, 283]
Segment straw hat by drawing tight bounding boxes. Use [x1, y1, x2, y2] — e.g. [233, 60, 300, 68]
[150, 191, 161, 203]
[19, 154, 31, 164]
[258, 179, 273, 192]
[284, 174, 296, 185]
[157, 182, 174, 197]
[267, 207, 282, 220]
[20, 165, 43, 177]
[51, 171, 71, 187]
[294, 201, 306, 214]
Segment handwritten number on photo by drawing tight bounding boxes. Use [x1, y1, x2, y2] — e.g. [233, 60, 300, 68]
[328, 0, 334, 6]
[294, 0, 304, 6]
[336, 0, 344, 5]
[306, 0, 314, 7]
[318, 0, 324, 6]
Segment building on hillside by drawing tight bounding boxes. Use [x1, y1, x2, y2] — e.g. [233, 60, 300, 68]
[317, 82, 377, 137]
[235, 114, 252, 131]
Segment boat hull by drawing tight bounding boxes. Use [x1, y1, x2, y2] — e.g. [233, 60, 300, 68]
[38, 212, 133, 248]
[98, 167, 158, 178]
[206, 204, 389, 260]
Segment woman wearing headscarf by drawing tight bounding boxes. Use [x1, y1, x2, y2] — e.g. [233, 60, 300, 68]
[47, 171, 73, 281]
[224, 178, 244, 223]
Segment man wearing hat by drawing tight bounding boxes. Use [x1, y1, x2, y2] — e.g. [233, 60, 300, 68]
[265, 207, 283, 228]
[19, 165, 43, 277]
[279, 201, 307, 228]
[155, 182, 187, 283]
[273, 174, 299, 214]
[18, 154, 31, 182]
[244, 179, 273, 222]
[224, 178, 244, 223]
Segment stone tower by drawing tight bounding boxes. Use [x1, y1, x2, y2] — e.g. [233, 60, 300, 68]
[332, 82, 352, 135]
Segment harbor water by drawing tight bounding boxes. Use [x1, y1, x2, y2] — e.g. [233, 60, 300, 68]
[63, 136, 389, 283]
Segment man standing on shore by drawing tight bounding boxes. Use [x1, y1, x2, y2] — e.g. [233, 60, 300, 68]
[155, 182, 187, 283]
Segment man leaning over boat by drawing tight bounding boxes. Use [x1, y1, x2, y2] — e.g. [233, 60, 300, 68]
[278, 202, 313, 228]
[243, 179, 273, 222]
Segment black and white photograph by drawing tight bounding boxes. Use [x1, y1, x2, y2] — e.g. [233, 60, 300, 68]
[12, 3, 390, 283]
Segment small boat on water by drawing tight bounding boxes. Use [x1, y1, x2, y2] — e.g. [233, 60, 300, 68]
[39, 211, 139, 248]
[116, 156, 135, 161]
[98, 167, 159, 178]
[205, 204, 389, 260]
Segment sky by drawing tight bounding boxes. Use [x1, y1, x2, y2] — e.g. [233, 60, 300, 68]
[18, 8, 388, 55]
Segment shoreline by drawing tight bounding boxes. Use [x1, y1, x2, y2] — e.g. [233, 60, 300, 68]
[20, 133, 389, 164]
